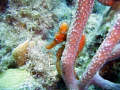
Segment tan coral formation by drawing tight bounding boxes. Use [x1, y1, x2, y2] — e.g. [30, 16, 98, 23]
[12, 40, 34, 67]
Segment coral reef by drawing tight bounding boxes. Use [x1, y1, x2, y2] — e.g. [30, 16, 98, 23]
[0, 22, 32, 71]
[0, 0, 67, 89]
[0, 0, 120, 90]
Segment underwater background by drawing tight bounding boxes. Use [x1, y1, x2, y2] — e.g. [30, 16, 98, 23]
[0, 0, 120, 90]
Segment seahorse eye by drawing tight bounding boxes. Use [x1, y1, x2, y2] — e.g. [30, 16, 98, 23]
[55, 35, 62, 42]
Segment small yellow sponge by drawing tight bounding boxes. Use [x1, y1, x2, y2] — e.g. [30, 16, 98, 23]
[12, 40, 34, 67]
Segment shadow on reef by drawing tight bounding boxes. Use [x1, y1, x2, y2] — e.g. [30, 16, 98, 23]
[41, 75, 67, 90]
[0, 0, 8, 13]
[100, 58, 120, 83]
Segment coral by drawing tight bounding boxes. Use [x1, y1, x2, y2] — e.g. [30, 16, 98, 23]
[12, 40, 34, 67]
[0, 69, 37, 89]
[1, 0, 58, 40]
[0, 22, 33, 70]
[0, 0, 73, 89]
[21, 37, 58, 89]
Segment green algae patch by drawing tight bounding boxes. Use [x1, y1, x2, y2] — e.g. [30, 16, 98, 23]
[0, 69, 35, 89]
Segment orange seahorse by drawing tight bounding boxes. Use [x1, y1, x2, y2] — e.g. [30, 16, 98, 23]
[46, 22, 86, 79]
[46, 22, 69, 49]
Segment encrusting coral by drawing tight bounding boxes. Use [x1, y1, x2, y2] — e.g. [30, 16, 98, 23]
[12, 40, 34, 67]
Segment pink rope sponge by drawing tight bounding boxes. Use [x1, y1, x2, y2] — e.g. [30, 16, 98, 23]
[61, 0, 120, 90]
